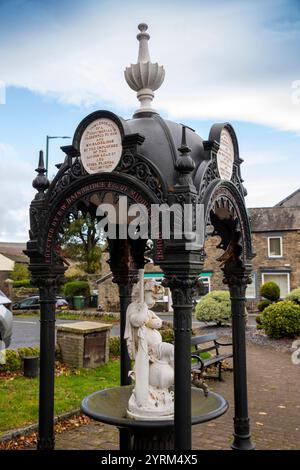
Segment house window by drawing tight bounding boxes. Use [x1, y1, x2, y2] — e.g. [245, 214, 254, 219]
[268, 236, 282, 258]
[261, 272, 290, 298]
[200, 276, 211, 296]
[246, 273, 256, 299]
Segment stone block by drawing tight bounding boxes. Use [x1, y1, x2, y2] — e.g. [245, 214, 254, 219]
[56, 321, 112, 368]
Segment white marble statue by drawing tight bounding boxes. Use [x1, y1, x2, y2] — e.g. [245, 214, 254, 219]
[124, 270, 174, 420]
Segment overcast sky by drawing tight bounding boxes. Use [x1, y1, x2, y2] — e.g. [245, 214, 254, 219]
[0, 0, 299, 241]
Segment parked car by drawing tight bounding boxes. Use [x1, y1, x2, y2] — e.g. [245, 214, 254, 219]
[0, 290, 13, 348]
[12, 296, 69, 311]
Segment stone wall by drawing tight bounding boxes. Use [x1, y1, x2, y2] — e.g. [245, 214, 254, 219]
[202, 229, 300, 311]
[96, 230, 300, 313]
[251, 231, 300, 290]
[203, 235, 225, 291]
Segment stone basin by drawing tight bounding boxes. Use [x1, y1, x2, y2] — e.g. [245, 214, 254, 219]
[82, 385, 228, 428]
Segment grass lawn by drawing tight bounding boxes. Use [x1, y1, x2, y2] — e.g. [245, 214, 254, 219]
[0, 360, 120, 435]
[14, 311, 119, 323]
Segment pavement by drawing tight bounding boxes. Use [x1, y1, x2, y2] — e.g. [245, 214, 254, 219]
[53, 341, 300, 450]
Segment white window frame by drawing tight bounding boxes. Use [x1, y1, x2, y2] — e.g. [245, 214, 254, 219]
[261, 272, 290, 298]
[268, 236, 283, 258]
[246, 273, 256, 299]
[200, 276, 211, 293]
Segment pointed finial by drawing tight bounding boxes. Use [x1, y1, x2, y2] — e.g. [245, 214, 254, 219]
[137, 23, 151, 63]
[178, 126, 191, 155]
[32, 150, 49, 199]
[124, 23, 165, 115]
[175, 126, 195, 186]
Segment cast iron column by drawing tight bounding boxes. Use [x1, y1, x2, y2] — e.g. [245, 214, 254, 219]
[109, 237, 142, 451]
[164, 274, 198, 450]
[36, 276, 59, 450]
[224, 268, 255, 450]
[115, 276, 136, 451]
[115, 277, 136, 386]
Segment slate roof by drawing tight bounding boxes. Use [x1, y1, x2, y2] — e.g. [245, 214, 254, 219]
[249, 207, 300, 232]
[275, 188, 300, 207]
[0, 242, 28, 263]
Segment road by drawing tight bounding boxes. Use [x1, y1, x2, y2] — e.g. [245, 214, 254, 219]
[10, 314, 256, 349]
[10, 317, 120, 349]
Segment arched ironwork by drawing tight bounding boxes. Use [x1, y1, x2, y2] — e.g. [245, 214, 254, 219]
[25, 34, 255, 451]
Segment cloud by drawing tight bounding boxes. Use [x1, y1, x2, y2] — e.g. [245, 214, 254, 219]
[0, 143, 34, 242]
[0, 0, 300, 131]
[241, 148, 299, 207]
[245, 178, 299, 208]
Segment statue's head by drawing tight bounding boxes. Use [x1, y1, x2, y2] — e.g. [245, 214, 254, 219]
[132, 278, 163, 307]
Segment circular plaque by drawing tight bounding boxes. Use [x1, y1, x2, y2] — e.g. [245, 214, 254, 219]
[80, 118, 122, 174]
[217, 128, 234, 180]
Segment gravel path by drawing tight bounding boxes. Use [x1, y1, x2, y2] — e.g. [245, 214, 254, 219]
[192, 324, 298, 354]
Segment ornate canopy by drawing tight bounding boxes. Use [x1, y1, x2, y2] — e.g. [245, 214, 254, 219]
[25, 23, 254, 452]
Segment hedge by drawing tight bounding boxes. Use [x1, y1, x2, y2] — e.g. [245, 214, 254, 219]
[13, 279, 31, 288]
[63, 281, 90, 299]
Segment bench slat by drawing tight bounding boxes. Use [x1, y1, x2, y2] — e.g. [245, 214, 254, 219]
[191, 334, 233, 380]
[194, 345, 218, 353]
[191, 334, 217, 345]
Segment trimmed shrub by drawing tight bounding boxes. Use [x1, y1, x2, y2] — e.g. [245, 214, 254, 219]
[261, 301, 300, 339]
[0, 349, 21, 372]
[109, 336, 120, 357]
[255, 314, 264, 329]
[195, 290, 231, 326]
[260, 282, 280, 302]
[18, 346, 40, 358]
[13, 279, 31, 288]
[285, 288, 300, 305]
[63, 281, 90, 299]
[0, 346, 60, 372]
[257, 299, 272, 312]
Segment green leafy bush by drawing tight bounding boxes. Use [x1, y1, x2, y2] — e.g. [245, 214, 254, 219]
[260, 282, 280, 301]
[109, 336, 120, 357]
[260, 301, 300, 339]
[63, 281, 90, 299]
[0, 350, 21, 371]
[13, 279, 31, 288]
[10, 263, 29, 281]
[160, 328, 174, 343]
[257, 299, 272, 312]
[18, 346, 40, 358]
[195, 290, 231, 326]
[0, 346, 60, 372]
[285, 288, 300, 305]
[255, 314, 263, 329]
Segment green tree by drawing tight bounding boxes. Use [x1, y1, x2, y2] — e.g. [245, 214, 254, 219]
[10, 263, 30, 281]
[62, 213, 104, 274]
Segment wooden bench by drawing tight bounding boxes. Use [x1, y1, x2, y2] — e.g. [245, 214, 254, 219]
[191, 333, 233, 381]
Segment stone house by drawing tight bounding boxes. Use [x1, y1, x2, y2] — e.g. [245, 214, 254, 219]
[96, 189, 300, 313]
[0, 242, 28, 295]
[204, 189, 300, 310]
[0, 253, 14, 285]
